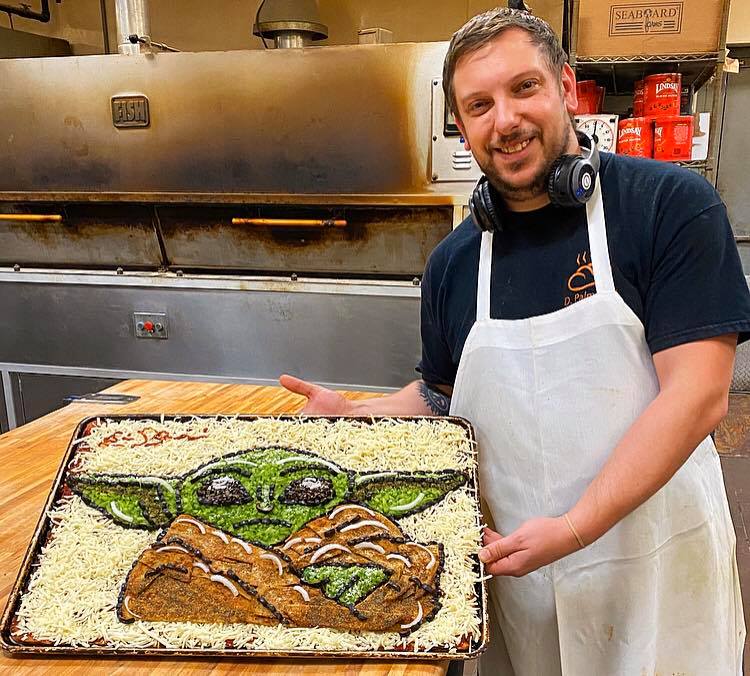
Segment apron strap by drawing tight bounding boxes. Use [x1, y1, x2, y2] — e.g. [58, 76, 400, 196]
[585, 178, 615, 294]
[477, 231, 493, 321]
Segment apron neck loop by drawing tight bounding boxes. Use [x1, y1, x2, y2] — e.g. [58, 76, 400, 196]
[477, 231, 493, 321]
[585, 179, 615, 294]
[475, 178, 615, 322]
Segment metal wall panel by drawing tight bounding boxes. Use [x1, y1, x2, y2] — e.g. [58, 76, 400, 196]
[10, 373, 123, 426]
[0, 273, 421, 389]
[0, 44, 470, 202]
[718, 65, 750, 236]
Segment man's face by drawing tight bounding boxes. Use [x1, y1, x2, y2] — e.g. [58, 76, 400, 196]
[453, 28, 578, 207]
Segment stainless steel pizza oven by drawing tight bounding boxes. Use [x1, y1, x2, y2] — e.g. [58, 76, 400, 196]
[0, 40, 480, 428]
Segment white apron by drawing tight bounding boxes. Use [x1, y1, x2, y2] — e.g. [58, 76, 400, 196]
[450, 179, 745, 675]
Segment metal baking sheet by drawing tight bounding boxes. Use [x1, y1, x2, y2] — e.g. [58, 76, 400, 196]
[0, 414, 488, 660]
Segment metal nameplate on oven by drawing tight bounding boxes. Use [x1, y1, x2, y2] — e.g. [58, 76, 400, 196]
[111, 95, 150, 128]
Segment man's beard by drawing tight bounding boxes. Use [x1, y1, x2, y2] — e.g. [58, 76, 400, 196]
[481, 124, 571, 205]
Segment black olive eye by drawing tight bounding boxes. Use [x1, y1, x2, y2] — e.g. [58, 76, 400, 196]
[280, 476, 334, 506]
[197, 475, 251, 506]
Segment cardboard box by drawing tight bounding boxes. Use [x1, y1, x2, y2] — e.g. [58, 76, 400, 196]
[577, 0, 725, 57]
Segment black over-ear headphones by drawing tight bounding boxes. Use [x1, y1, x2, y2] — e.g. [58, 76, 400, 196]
[469, 131, 600, 233]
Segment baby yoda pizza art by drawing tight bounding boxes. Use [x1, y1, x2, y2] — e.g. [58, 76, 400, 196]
[68, 446, 468, 635]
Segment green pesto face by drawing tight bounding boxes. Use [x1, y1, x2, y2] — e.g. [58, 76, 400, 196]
[180, 447, 353, 545]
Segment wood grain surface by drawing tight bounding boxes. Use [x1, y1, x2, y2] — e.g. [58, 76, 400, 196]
[0, 379, 449, 675]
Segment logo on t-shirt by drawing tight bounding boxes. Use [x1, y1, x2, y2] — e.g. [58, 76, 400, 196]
[564, 251, 596, 306]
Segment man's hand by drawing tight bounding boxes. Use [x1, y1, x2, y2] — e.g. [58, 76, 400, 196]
[478, 518, 580, 577]
[279, 374, 360, 415]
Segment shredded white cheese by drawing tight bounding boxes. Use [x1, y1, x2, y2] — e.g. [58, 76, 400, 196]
[16, 417, 481, 654]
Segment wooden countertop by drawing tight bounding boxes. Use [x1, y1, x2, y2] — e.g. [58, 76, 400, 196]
[0, 379, 449, 676]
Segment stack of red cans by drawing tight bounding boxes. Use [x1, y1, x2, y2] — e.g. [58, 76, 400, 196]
[617, 72, 693, 161]
[576, 80, 605, 115]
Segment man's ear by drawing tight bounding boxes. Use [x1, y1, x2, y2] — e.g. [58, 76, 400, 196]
[455, 115, 471, 151]
[561, 63, 578, 117]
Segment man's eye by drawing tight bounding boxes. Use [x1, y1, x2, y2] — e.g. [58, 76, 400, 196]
[468, 101, 488, 113]
[518, 80, 538, 92]
[280, 476, 334, 506]
[197, 475, 251, 506]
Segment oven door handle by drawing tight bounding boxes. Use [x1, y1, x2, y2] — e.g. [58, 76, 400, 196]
[231, 217, 347, 228]
[0, 214, 63, 223]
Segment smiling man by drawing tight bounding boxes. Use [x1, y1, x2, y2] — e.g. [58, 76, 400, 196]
[281, 8, 750, 674]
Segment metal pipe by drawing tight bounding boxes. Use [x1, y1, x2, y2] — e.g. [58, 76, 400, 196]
[0, 0, 50, 23]
[274, 31, 309, 49]
[100, 0, 110, 54]
[115, 0, 149, 55]
[0, 214, 62, 222]
[231, 218, 347, 227]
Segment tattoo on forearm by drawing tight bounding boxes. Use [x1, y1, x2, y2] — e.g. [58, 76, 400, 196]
[419, 381, 451, 415]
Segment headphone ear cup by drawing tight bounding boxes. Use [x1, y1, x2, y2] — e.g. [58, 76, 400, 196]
[470, 177, 502, 232]
[547, 154, 576, 208]
[479, 179, 502, 232]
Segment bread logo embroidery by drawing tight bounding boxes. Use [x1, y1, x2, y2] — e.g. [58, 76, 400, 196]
[564, 251, 596, 306]
[68, 447, 467, 634]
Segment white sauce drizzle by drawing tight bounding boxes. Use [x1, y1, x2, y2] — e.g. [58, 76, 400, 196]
[210, 574, 239, 597]
[329, 504, 376, 519]
[123, 595, 142, 619]
[281, 537, 302, 551]
[154, 545, 190, 555]
[174, 517, 206, 534]
[274, 456, 341, 473]
[309, 544, 352, 563]
[391, 492, 426, 512]
[231, 538, 253, 555]
[400, 601, 423, 630]
[109, 501, 134, 523]
[141, 476, 176, 495]
[292, 585, 310, 602]
[211, 529, 229, 544]
[407, 542, 436, 570]
[260, 553, 284, 575]
[339, 520, 390, 533]
[193, 561, 210, 574]
[386, 554, 412, 568]
[353, 542, 386, 555]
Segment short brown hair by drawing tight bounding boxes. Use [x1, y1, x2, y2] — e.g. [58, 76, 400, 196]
[442, 8, 567, 116]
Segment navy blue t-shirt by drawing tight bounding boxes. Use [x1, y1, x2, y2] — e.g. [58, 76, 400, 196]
[418, 153, 750, 387]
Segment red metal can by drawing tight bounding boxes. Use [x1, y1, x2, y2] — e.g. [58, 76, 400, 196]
[644, 73, 682, 118]
[617, 117, 654, 157]
[633, 80, 644, 117]
[575, 79, 598, 114]
[653, 115, 694, 161]
[595, 86, 606, 113]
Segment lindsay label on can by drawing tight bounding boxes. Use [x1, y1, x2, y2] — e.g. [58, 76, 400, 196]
[653, 115, 693, 161]
[644, 73, 682, 118]
[617, 117, 653, 157]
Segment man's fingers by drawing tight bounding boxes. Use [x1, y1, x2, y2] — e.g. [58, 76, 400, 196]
[479, 536, 510, 564]
[482, 527, 503, 546]
[279, 374, 321, 399]
[485, 552, 527, 577]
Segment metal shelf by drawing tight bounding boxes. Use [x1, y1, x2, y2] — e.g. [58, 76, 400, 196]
[675, 160, 709, 170]
[574, 53, 720, 64]
[573, 60, 718, 95]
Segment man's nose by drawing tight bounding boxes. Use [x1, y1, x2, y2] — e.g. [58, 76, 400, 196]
[491, 100, 521, 137]
[256, 484, 275, 513]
